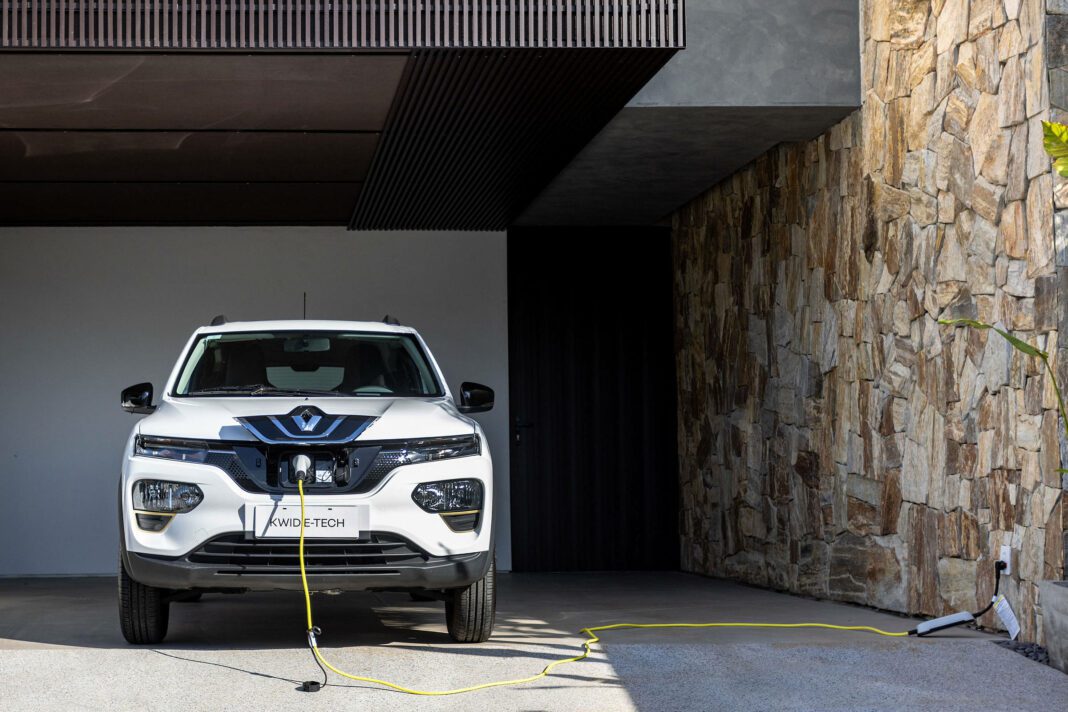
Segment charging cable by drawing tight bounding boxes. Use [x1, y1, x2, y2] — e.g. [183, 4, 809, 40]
[295, 480, 965, 696]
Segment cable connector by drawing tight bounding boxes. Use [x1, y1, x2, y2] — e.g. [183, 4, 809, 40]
[913, 611, 975, 636]
[300, 626, 326, 692]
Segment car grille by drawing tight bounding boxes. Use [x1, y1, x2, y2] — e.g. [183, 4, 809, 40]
[204, 452, 256, 488]
[202, 444, 409, 495]
[186, 532, 429, 575]
[361, 450, 406, 487]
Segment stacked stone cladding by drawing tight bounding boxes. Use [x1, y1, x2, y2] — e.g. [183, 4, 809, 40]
[674, 0, 1065, 641]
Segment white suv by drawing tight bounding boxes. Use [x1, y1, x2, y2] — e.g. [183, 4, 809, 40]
[118, 319, 496, 644]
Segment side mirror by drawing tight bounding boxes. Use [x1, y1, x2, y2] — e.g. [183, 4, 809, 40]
[457, 382, 494, 414]
[121, 382, 156, 415]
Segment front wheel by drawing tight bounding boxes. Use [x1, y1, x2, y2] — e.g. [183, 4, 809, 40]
[118, 554, 170, 644]
[444, 556, 496, 643]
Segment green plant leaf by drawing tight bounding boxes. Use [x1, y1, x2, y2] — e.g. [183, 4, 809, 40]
[996, 330, 1047, 359]
[939, 318, 1047, 358]
[1042, 121, 1068, 178]
[938, 318, 991, 329]
[943, 317, 1068, 477]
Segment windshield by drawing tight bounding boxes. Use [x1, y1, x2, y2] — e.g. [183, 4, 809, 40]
[173, 331, 443, 397]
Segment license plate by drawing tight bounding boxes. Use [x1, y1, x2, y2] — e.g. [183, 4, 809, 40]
[252, 504, 361, 539]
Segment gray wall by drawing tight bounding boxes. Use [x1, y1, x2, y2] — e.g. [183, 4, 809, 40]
[0, 228, 510, 575]
[630, 0, 860, 107]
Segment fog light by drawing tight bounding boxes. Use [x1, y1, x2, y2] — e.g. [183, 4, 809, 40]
[132, 480, 204, 513]
[411, 479, 483, 513]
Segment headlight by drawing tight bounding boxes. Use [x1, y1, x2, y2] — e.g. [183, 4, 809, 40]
[135, 436, 210, 463]
[411, 478, 483, 513]
[397, 435, 480, 465]
[132, 479, 204, 513]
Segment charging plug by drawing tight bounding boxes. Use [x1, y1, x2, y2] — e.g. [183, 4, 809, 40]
[300, 681, 321, 693]
[998, 545, 1012, 576]
[292, 454, 316, 484]
[914, 611, 975, 636]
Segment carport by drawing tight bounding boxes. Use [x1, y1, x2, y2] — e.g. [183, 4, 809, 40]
[0, 0, 857, 580]
[0, 1, 696, 579]
[3, 0, 1066, 708]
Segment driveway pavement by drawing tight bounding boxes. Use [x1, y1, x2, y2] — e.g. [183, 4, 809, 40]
[1, 572, 1064, 711]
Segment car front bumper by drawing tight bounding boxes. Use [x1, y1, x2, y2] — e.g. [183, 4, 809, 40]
[121, 449, 493, 591]
[122, 543, 492, 592]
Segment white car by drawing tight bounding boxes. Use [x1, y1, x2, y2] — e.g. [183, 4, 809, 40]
[118, 318, 496, 644]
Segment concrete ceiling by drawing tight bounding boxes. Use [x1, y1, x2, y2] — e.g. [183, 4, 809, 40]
[0, 2, 860, 229]
[518, 0, 861, 226]
[515, 105, 855, 226]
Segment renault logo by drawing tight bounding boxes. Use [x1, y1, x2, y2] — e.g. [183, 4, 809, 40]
[238, 410, 373, 444]
[293, 409, 322, 433]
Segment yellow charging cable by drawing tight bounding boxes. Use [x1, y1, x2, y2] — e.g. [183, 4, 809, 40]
[296, 481, 908, 696]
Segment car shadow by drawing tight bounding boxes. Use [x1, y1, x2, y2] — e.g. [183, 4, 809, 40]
[0, 573, 592, 656]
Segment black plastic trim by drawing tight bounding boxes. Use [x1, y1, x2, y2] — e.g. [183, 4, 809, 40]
[126, 536, 491, 592]
[441, 512, 480, 532]
[137, 435, 479, 495]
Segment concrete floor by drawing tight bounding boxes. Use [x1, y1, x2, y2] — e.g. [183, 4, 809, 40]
[1, 572, 1065, 711]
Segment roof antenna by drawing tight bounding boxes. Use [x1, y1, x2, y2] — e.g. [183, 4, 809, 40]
[303, 292, 307, 320]
[210, 314, 226, 326]
[382, 314, 401, 325]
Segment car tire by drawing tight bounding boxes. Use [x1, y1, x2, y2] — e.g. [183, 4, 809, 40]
[444, 556, 495, 643]
[118, 555, 170, 644]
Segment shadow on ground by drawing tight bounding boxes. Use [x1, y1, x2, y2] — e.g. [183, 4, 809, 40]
[0, 571, 991, 651]
[3, 572, 1063, 711]
[0, 574, 593, 654]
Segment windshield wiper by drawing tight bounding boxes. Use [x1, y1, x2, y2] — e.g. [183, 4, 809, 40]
[186, 385, 263, 395]
[250, 386, 342, 397]
[187, 385, 343, 397]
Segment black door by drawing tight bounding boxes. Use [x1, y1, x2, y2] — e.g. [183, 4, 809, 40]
[507, 227, 679, 572]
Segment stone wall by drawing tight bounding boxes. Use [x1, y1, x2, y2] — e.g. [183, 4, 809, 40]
[674, 0, 1064, 641]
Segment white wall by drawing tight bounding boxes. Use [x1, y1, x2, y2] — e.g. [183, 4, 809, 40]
[0, 228, 510, 575]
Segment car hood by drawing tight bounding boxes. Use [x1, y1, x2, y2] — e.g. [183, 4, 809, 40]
[138, 397, 474, 442]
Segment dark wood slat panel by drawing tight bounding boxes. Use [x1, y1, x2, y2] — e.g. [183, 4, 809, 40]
[0, 0, 685, 49]
[508, 226, 679, 572]
[350, 47, 676, 230]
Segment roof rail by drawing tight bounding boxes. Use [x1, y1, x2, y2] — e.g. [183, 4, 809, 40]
[209, 314, 227, 326]
[382, 314, 401, 326]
